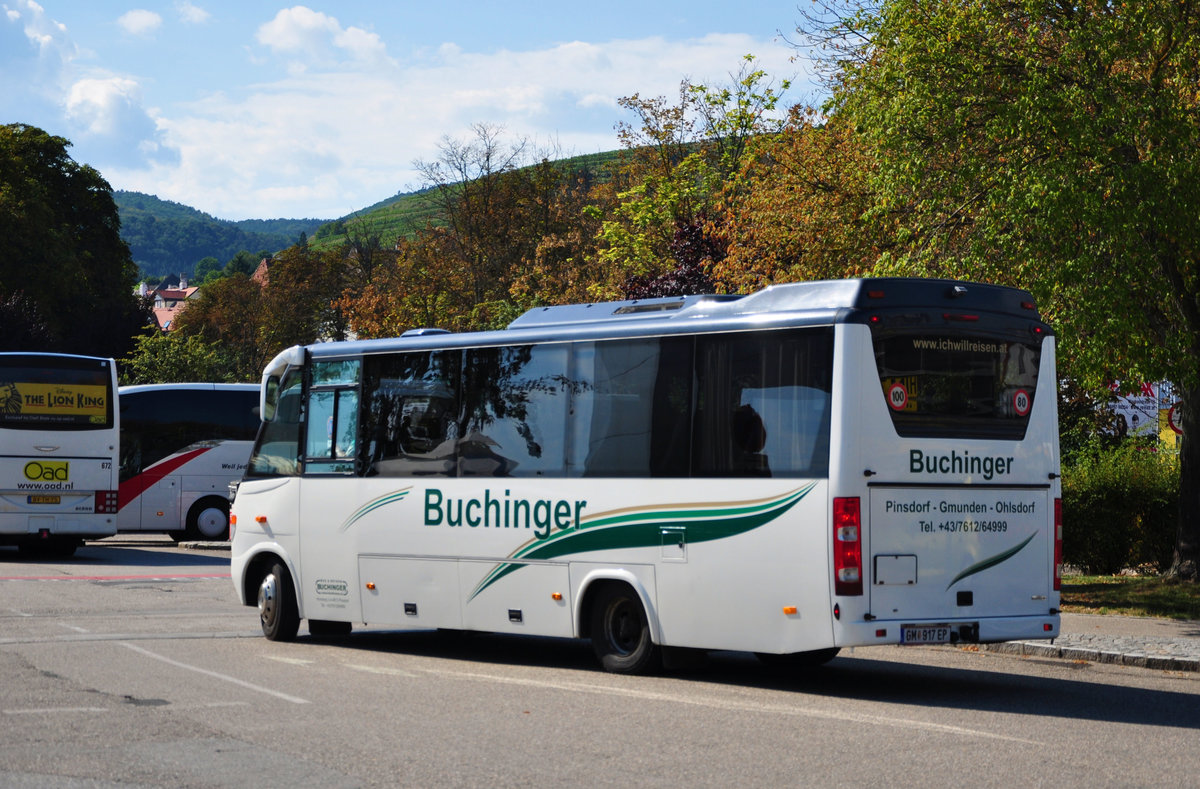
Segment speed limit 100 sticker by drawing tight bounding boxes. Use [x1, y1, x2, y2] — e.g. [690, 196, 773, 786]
[1012, 389, 1031, 416]
[888, 382, 909, 411]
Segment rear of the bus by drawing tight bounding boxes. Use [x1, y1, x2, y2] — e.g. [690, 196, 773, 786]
[830, 280, 1061, 648]
[0, 353, 120, 553]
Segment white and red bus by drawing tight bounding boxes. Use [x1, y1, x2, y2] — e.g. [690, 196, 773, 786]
[0, 352, 120, 556]
[118, 383, 259, 541]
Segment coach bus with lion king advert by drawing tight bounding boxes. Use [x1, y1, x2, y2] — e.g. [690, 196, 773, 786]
[229, 278, 1062, 673]
[0, 352, 119, 556]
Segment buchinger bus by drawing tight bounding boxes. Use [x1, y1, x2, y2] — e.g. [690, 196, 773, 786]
[118, 383, 260, 541]
[230, 278, 1062, 673]
[0, 352, 120, 556]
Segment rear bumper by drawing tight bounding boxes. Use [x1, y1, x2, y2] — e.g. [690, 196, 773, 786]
[836, 614, 1060, 647]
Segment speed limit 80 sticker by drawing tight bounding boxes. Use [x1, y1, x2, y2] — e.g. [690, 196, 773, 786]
[1012, 389, 1031, 416]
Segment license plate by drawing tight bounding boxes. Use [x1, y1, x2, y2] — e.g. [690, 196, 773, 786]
[901, 624, 952, 644]
[28, 494, 61, 505]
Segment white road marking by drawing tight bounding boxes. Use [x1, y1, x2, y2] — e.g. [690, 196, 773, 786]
[2, 706, 107, 715]
[120, 642, 310, 705]
[419, 666, 1040, 745]
[342, 662, 419, 678]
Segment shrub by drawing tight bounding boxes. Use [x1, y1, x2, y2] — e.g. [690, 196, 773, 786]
[1061, 442, 1179, 574]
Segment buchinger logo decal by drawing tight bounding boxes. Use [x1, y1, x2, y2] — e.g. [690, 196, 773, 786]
[909, 449, 1014, 481]
[315, 579, 349, 596]
[468, 484, 818, 600]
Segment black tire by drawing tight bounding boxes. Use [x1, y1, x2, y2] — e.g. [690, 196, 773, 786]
[308, 619, 352, 638]
[185, 497, 230, 541]
[755, 647, 841, 669]
[258, 561, 300, 641]
[590, 583, 661, 674]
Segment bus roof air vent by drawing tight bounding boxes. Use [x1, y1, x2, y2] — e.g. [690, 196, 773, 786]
[507, 294, 742, 329]
[401, 328, 451, 337]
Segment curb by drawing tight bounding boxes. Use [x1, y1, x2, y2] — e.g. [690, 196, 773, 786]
[983, 641, 1200, 673]
[176, 541, 232, 552]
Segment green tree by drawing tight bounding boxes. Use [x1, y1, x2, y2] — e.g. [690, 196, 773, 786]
[194, 256, 222, 283]
[409, 125, 604, 330]
[809, 0, 1200, 578]
[256, 245, 349, 352]
[595, 56, 791, 294]
[119, 329, 237, 384]
[0, 124, 149, 356]
[172, 274, 264, 380]
[224, 249, 265, 278]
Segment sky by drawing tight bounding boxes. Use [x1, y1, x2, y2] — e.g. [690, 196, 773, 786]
[1, 1, 817, 221]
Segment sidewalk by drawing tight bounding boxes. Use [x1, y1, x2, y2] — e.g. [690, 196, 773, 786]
[983, 612, 1200, 672]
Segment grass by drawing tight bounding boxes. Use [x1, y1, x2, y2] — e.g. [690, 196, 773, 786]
[1060, 574, 1200, 620]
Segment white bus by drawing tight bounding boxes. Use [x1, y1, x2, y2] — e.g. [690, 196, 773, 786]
[230, 278, 1062, 673]
[118, 383, 259, 541]
[0, 352, 120, 556]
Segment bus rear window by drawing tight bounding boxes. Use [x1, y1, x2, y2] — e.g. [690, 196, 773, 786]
[873, 332, 1041, 440]
[0, 355, 114, 430]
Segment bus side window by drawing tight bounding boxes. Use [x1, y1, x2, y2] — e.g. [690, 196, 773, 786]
[460, 345, 569, 478]
[694, 329, 833, 478]
[362, 351, 460, 477]
[304, 360, 360, 474]
[567, 337, 691, 477]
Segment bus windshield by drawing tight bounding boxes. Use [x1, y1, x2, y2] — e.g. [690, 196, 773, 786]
[0, 353, 115, 430]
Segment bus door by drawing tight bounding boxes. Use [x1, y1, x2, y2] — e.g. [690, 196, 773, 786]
[296, 358, 364, 623]
[134, 456, 181, 532]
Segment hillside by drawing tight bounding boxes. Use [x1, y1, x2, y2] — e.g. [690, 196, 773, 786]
[308, 150, 625, 251]
[116, 149, 626, 276]
[114, 191, 330, 279]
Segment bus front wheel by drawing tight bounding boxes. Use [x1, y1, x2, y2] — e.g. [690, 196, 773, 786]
[258, 561, 300, 641]
[590, 584, 661, 674]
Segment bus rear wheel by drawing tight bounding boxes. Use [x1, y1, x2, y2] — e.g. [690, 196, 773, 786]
[258, 561, 300, 641]
[186, 497, 230, 541]
[590, 584, 661, 674]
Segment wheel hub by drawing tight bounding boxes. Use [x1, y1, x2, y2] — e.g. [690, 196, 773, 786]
[258, 573, 278, 626]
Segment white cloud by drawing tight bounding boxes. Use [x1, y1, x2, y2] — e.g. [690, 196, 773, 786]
[0, 0, 76, 76]
[64, 76, 177, 168]
[0, 0, 80, 128]
[117, 9, 162, 36]
[256, 6, 388, 66]
[104, 33, 804, 219]
[65, 77, 144, 135]
[176, 2, 210, 25]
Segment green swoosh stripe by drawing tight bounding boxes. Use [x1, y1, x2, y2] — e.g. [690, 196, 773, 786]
[339, 487, 411, 532]
[945, 533, 1036, 590]
[469, 483, 817, 601]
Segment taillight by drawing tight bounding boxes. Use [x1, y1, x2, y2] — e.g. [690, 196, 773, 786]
[1053, 497, 1063, 591]
[834, 497, 863, 596]
[94, 490, 119, 514]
